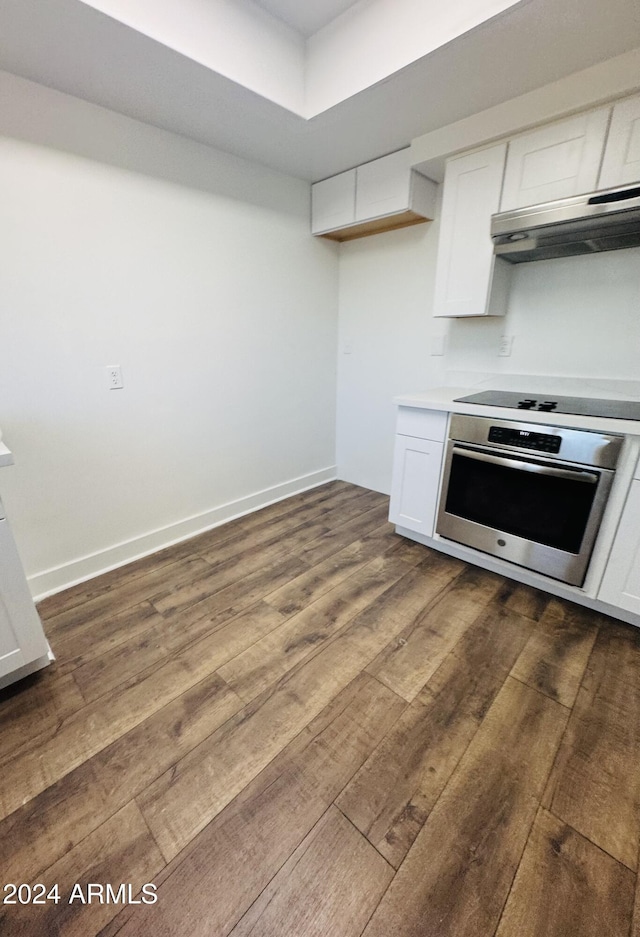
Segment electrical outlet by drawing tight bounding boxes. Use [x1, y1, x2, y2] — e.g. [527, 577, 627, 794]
[106, 365, 124, 389]
[498, 335, 514, 357]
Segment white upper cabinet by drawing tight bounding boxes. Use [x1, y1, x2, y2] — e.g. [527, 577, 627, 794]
[598, 93, 640, 189]
[311, 149, 436, 241]
[500, 108, 610, 211]
[433, 143, 509, 318]
[311, 169, 356, 235]
[356, 149, 415, 220]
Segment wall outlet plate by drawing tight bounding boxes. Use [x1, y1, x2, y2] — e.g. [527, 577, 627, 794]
[106, 365, 124, 389]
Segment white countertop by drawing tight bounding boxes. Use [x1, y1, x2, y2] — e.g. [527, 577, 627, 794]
[395, 384, 640, 437]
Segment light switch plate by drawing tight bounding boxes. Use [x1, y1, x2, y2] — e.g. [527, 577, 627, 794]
[498, 335, 514, 357]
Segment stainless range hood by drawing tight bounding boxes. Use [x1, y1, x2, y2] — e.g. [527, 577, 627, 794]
[491, 184, 640, 263]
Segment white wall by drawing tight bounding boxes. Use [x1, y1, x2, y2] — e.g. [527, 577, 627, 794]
[0, 74, 339, 597]
[447, 249, 640, 379]
[336, 221, 445, 494]
[306, 0, 522, 116]
[80, 0, 306, 114]
[336, 213, 640, 494]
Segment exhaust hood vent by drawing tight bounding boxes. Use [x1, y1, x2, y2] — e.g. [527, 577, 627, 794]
[491, 185, 640, 263]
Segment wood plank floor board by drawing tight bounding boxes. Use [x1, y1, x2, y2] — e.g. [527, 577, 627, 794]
[495, 807, 635, 937]
[72, 599, 285, 705]
[105, 674, 405, 937]
[511, 603, 600, 707]
[35, 539, 200, 620]
[337, 596, 536, 866]
[149, 537, 312, 617]
[150, 550, 307, 626]
[220, 553, 414, 703]
[634, 882, 640, 937]
[228, 806, 394, 937]
[0, 618, 252, 820]
[41, 554, 213, 637]
[0, 483, 636, 937]
[138, 558, 448, 862]
[361, 677, 568, 937]
[194, 486, 383, 570]
[0, 669, 85, 766]
[49, 601, 164, 678]
[293, 502, 393, 566]
[542, 621, 640, 870]
[187, 481, 365, 557]
[0, 672, 241, 886]
[366, 563, 503, 701]
[264, 524, 398, 617]
[0, 801, 164, 937]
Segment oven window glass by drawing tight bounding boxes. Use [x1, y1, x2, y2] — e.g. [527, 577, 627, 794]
[445, 451, 599, 553]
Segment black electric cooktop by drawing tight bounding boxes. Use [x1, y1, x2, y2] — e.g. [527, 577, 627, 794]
[454, 390, 640, 420]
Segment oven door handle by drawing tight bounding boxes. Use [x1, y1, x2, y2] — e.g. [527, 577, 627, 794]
[452, 445, 599, 483]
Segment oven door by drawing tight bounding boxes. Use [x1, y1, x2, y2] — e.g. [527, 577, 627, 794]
[435, 442, 615, 586]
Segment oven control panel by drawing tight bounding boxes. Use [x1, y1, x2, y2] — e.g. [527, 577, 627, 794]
[488, 426, 561, 453]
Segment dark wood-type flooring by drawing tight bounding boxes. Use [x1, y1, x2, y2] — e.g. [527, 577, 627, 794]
[1, 480, 639, 936]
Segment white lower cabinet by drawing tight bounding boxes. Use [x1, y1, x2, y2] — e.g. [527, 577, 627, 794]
[390, 407, 447, 536]
[0, 512, 49, 686]
[389, 435, 444, 537]
[598, 480, 640, 615]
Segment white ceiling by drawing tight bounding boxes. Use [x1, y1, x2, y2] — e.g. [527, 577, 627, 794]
[0, 0, 639, 181]
[252, 0, 361, 37]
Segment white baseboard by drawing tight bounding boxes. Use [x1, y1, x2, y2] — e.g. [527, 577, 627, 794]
[30, 466, 337, 601]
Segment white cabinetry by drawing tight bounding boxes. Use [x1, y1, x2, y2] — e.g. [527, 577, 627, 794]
[433, 144, 508, 318]
[0, 510, 49, 687]
[500, 108, 610, 211]
[598, 467, 640, 615]
[310, 169, 356, 235]
[312, 149, 436, 241]
[389, 408, 447, 536]
[598, 93, 640, 189]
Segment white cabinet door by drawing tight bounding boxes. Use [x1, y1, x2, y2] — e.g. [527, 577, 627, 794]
[500, 108, 610, 211]
[0, 517, 48, 680]
[311, 169, 356, 234]
[598, 480, 640, 615]
[598, 93, 640, 189]
[433, 143, 508, 318]
[0, 592, 25, 678]
[355, 149, 411, 221]
[389, 436, 444, 536]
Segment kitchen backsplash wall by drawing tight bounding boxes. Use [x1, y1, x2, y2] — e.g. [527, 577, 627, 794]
[337, 215, 640, 494]
[447, 247, 640, 379]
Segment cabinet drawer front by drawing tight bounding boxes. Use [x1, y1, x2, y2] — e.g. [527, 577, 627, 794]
[311, 169, 356, 234]
[355, 149, 411, 222]
[500, 108, 609, 211]
[396, 407, 448, 441]
[599, 93, 640, 189]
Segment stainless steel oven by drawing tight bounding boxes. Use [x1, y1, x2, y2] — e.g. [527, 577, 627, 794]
[436, 415, 623, 586]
